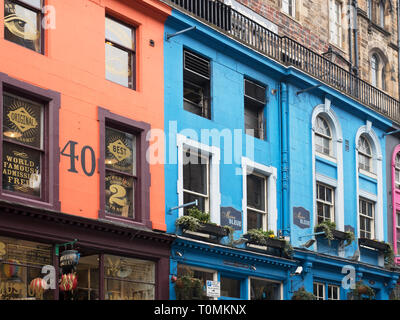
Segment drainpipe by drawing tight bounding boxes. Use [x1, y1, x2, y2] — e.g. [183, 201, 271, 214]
[353, 0, 359, 75]
[397, 0, 400, 98]
[280, 82, 290, 237]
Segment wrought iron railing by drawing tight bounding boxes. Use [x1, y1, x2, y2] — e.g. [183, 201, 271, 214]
[166, 0, 400, 124]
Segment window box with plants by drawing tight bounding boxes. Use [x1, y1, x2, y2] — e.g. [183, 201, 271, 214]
[173, 274, 207, 300]
[358, 238, 394, 268]
[242, 229, 293, 259]
[314, 221, 355, 247]
[291, 287, 316, 300]
[175, 208, 230, 242]
[348, 281, 375, 300]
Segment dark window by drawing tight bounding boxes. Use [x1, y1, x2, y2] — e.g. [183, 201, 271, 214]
[220, 277, 241, 298]
[0, 74, 60, 211]
[105, 16, 136, 89]
[247, 173, 267, 230]
[250, 278, 281, 300]
[98, 107, 151, 228]
[183, 148, 209, 214]
[183, 50, 211, 119]
[4, 0, 43, 53]
[244, 79, 266, 140]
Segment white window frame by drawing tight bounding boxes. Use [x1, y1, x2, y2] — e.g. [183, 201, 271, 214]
[313, 282, 325, 300]
[282, 0, 296, 19]
[359, 197, 375, 239]
[182, 147, 210, 213]
[242, 157, 277, 234]
[355, 123, 383, 241]
[248, 276, 283, 300]
[327, 284, 340, 300]
[315, 115, 333, 157]
[246, 172, 268, 231]
[395, 154, 400, 189]
[329, 0, 342, 47]
[311, 100, 344, 232]
[316, 181, 335, 224]
[177, 134, 221, 223]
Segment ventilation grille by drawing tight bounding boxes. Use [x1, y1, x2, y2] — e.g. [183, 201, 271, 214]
[245, 79, 266, 105]
[184, 50, 210, 80]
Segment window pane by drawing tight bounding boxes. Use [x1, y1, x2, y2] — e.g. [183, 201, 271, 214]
[2, 142, 41, 198]
[4, 0, 41, 52]
[183, 192, 207, 215]
[220, 277, 241, 298]
[3, 93, 43, 149]
[75, 255, 100, 301]
[18, 0, 42, 9]
[247, 174, 265, 211]
[177, 265, 214, 300]
[0, 236, 53, 300]
[247, 209, 263, 230]
[250, 279, 281, 300]
[104, 255, 155, 300]
[105, 17, 134, 50]
[105, 43, 132, 88]
[105, 172, 134, 218]
[183, 153, 208, 196]
[105, 127, 136, 175]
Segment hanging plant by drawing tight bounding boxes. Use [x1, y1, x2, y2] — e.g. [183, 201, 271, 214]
[383, 242, 395, 268]
[291, 287, 316, 300]
[343, 231, 355, 247]
[350, 281, 375, 300]
[314, 221, 336, 244]
[174, 274, 206, 300]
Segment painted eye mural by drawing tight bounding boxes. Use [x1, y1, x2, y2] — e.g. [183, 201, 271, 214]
[4, 0, 41, 53]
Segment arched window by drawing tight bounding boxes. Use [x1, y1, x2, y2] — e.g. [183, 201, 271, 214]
[358, 135, 373, 172]
[315, 115, 332, 156]
[395, 153, 400, 188]
[371, 54, 379, 87]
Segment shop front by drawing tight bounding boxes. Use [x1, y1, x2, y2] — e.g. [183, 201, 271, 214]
[0, 200, 173, 300]
[170, 236, 297, 300]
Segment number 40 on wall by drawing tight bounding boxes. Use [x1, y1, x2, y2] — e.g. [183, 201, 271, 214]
[61, 141, 96, 177]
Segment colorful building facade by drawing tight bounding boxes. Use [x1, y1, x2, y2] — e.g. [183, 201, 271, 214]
[0, 0, 173, 300]
[163, 0, 400, 300]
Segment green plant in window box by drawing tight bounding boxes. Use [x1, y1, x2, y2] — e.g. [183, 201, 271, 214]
[314, 221, 355, 247]
[291, 287, 316, 300]
[243, 229, 276, 245]
[175, 215, 202, 232]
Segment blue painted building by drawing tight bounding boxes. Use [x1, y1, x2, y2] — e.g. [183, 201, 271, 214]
[162, 0, 400, 300]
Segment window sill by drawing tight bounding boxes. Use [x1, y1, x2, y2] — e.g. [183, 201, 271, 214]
[359, 169, 377, 181]
[100, 213, 152, 229]
[0, 192, 60, 212]
[280, 11, 300, 24]
[315, 152, 337, 165]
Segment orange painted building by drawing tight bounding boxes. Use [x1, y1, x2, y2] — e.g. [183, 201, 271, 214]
[0, 0, 173, 300]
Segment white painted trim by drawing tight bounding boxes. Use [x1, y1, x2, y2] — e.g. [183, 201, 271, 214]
[359, 189, 378, 203]
[311, 101, 344, 231]
[316, 173, 338, 188]
[355, 126, 383, 241]
[242, 157, 278, 235]
[176, 134, 221, 224]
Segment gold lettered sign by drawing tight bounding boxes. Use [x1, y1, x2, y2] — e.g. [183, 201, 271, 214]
[105, 128, 135, 175]
[2, 144, 41, 197]
[3, 94, 42, 148]
[105, 174, 133, 218]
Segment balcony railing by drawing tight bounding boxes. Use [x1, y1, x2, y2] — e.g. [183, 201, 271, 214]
[166, 0, 400, 124]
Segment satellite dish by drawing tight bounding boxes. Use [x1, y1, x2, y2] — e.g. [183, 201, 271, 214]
[117, 267, 132, 278]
